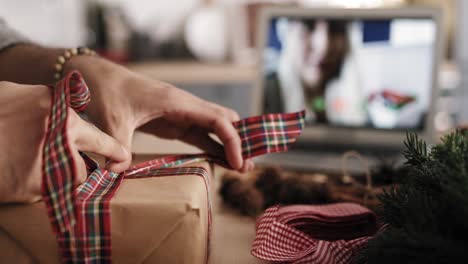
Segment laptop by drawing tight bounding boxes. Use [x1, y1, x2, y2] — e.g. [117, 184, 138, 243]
[251, 7, 443, 172]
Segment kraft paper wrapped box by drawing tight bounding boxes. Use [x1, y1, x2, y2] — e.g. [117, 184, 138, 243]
[0, 155, 210, 264]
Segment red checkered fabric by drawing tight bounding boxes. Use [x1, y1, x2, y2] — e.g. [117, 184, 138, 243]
[41, 71, 306, 263]
[251, 203, 377, 264]
[233, 111, 305, 159]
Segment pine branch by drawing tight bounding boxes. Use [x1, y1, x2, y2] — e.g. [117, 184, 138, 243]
[357, 131, 468, 264]
[403, 132, 429, 167]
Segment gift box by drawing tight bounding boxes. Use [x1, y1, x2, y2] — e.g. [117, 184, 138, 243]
[0, 155, 211, 264]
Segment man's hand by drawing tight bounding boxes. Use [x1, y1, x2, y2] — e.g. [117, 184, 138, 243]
[0, 82, 129, 203]
[64, 56, 254, 172]
[0, 44, 253, 173]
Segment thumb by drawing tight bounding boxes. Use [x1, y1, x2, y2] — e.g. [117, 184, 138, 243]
[100, 120, 135, 172]
[69, 110, 131, 172]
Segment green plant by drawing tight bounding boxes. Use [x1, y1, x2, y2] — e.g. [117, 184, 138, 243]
[357, 131, 468, 264]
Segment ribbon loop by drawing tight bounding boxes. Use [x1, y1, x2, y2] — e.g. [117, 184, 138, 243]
[67, 71, 91, 112]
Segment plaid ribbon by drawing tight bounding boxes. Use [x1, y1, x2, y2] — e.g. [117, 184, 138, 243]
[251, 203, 377, 264]
[42, 71, 305, 263]
[234, 111, 305, 159]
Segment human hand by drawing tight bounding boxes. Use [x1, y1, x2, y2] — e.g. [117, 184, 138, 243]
[65, 56, 254, 172]
[0, 82, 129, 203]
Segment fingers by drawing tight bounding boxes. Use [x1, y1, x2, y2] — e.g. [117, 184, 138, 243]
[188, 110, 243, 170]
[73, 153, 88, 185]
[68, 109, 131, 173]
[163, 91, 247, 170]
[204, 106, 244, 169]
[240, 159, 255, 173]
[208, 103, 240, 122]
[211, 117, 243, 170]
[144, 87, 252, 172]
[181, 127, 255, 173]
[99, 119, 135, 172]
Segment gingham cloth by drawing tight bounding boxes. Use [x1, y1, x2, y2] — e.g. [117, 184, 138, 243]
[251, 203, 377, 264]
[42, 71, 306, 264]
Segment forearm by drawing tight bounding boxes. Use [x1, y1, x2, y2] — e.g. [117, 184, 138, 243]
[0, 44, 63, 84]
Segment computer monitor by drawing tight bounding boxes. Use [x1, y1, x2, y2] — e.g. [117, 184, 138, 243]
[254, 7, 443, 149]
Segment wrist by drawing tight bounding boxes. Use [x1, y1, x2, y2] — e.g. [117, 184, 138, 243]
[63, 55, 128, 85]
[0, 44, 64, 84]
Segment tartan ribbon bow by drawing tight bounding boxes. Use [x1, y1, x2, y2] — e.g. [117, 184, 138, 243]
[42, 71, 306, 263]
[251, 203, 378, 264]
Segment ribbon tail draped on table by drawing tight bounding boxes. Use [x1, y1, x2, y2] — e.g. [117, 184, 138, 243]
[42, 71, 306, 264]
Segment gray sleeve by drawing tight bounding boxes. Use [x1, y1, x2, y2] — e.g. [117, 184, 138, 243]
[0, 18, 30, 51]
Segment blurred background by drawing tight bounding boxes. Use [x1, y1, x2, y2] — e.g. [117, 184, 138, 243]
[0, 2, 465, 262]
[0, 0, 464, 138]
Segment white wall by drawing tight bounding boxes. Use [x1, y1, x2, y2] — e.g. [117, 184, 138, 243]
[0, 0, 203, 47]
[0, 0, 86, 47]
[95, 0, 200, 42]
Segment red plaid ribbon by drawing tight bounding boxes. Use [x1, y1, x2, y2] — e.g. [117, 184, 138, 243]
[41, 71, 305, 263]
[251, 203, 377, 264]
[234, 111, 305, 158]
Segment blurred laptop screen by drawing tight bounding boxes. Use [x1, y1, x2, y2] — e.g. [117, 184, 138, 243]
[262, 17, 436, 130]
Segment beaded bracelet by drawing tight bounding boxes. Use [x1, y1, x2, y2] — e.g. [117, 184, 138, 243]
[54, 47, 96, 81]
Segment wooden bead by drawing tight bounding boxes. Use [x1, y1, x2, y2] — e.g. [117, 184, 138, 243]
[53, 47, 96, 81]
[64, 50, 71, 59]
[57, 56, 65, 64]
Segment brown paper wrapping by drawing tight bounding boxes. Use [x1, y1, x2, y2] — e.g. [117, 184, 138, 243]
[0, 157, 210, 264]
